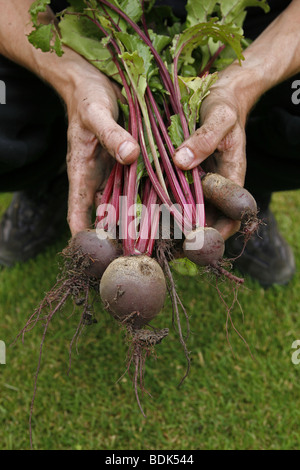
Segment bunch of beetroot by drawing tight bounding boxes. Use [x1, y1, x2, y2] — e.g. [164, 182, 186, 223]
[63, 0, 258, 342]
[19, 0, 265, 437]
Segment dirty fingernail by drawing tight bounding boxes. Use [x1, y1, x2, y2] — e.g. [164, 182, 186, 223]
[117, 141, 137, 162]
[174, 147, 195, 168]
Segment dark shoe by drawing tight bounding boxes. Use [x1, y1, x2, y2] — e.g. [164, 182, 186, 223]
[0, 173, 68, 267]
[225, 208, 296, 288]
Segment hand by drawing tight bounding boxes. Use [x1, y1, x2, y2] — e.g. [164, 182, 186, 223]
[173, 81, 248, 239]
[172, 0, 300, 239]
[0, 1, 140, 236]
[65, 69, 140, 235]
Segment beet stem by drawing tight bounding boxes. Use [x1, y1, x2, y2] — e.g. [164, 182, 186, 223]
[136, 100, 192, 233]
[95, 164, 116, 227]
[146, 88, 197, 219]
[96, 0, 178, 112]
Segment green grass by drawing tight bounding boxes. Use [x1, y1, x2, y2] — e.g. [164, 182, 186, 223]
[1, 190, 300, 450]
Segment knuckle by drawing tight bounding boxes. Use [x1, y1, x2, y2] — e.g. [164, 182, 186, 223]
[195, 128, 217, 156]
[98, 125, 122, 156]
[222, 103, 238, 125]
[83, 100, 102, 119]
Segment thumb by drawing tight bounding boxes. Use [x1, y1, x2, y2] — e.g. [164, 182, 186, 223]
[89, 109, 140, 165]
[172, 105, 236, 170]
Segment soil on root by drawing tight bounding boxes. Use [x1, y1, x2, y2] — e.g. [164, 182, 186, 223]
[119, 325, 169, 418]
[240, 209, 263, 244]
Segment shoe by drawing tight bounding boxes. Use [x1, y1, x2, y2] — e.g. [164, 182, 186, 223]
[225, 208, 296, 288]
[0, 173, 68, 267]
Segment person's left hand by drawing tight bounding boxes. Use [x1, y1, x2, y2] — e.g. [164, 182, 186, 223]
[172, 81, 248, 239]
[64, 69, 140, 236]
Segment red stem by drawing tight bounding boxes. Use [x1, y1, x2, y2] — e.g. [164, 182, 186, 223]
[95, 164, 116, 228]
[106, 162, 123, 231]
[136, 99, 192, 234]
[146, 88, 197, 222]
[136, 182, 158, 255]
[96, 0, 178, 112]
[146, 199, 160, 256]
[199, 44, 226, 77]
[172, 51, 207, 228]
[192, 167, 205, 227]
[146, 96, 190, 215]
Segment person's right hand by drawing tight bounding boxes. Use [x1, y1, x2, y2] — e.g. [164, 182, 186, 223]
[0, 0, 141, 236]
[63, 68, 140, 236]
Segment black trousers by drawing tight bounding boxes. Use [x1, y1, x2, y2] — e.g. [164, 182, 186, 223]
[0, 55, 67, 192]
[0, 53, 299, 198]
[245, 75, 300, 197]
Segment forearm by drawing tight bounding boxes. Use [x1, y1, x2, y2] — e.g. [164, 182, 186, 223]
[216, 0, 300, 118]
[0, 0, 108, 104]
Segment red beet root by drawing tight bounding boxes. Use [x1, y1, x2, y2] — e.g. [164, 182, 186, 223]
[68, 228, 122, 279]
[183, 227, 225, 266]
[100, 255, 167, 328]
[201, 173, 257, 222]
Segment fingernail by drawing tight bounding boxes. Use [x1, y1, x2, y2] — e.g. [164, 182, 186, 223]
[117, 141, 137, 162]
[174, 147, 195, 168]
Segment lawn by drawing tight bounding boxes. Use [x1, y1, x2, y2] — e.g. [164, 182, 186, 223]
[0, 190, 300, 450]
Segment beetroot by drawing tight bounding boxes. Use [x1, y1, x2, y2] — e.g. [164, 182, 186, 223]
[68, 228, 122, 279]
[20, 0, 260, 438]
[100, 255, 167, 329]
[201, 173, 258, 222]
[183, 227, 225, 266]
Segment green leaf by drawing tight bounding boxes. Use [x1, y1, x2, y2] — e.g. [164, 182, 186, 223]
[169, 258, 198, 277]
[185, 171, 194, 185]
[120, 51, 147, 97]
[53, 32, 64, 57]
[171, 19, 244, 65]
[184, 0, 269, 73]
[186, 0, 270, 28]
[186, 0, 216, 26]
[148, 75, 165, 92]
[219, 0, 270, 25]
[115, 32, 153, 78]
[148, 30, 171, 55]
[136, 155, 146, 183]
[168, 114, 184, 149]
[97, 0, 143, 25]
[59, 14, 121, 82]
[28, 24, 53, 52]
[116, 0, 143, 23]
[118, 100, 129, 120]
[179, 73, 218, 133]
[29, 0, 51, 26]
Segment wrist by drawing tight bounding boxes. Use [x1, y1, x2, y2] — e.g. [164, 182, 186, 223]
[35, 46, 96, 105]
[215, 62, 268, 120]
